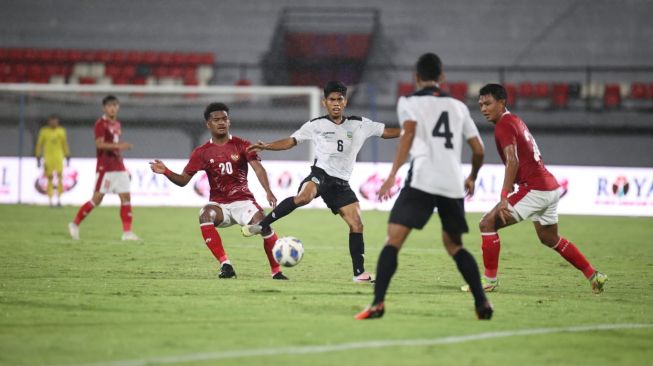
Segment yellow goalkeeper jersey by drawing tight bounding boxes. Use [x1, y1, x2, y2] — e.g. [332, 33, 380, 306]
[35, 126, 70, 162]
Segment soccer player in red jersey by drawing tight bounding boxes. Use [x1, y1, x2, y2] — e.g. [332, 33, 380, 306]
[68, 95, 139, 241]
[149, 102, 287, 280]
[466, 83, 607, 293]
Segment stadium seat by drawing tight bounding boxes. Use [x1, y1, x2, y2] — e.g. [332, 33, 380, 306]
[36, 49, 54, 62]
[518, 82, 534, 98]
[534, 82, 550, 98]
[96, 50, 112, 63]
[630, 82, 648, 99]
[7, 49, 26, 63]
[286, 33, 314, 57]
[552, 83, 570, 108]
[126, 51, 144, 65]
[80, 50, 98, 63]
[603, 84, 621, 108]
[345, 34, 371, 59]
[111, 50, 127, 64]
[142, 51, 159, 65]
[448, 82, 468, 102]
[397, 82, 414, 98]
[505, 83, 518, 107]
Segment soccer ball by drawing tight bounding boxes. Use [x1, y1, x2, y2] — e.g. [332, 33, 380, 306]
[272, 236, 304, 267]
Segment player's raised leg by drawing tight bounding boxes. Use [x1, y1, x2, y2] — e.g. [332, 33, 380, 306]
[534, 222, 607, 293]
[242, 180, 318, 237]
[338, 202, 372, 282]
[199, 205, 235, 279]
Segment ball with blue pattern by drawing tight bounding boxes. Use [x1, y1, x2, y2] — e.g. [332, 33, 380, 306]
[272, 236, 304, 267]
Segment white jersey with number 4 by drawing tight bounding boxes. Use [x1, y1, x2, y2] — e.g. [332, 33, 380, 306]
[397, 87, 481, 198]
[291, 115, 385, 181]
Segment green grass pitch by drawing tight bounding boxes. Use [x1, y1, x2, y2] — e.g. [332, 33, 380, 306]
[1, 204, 652, 366]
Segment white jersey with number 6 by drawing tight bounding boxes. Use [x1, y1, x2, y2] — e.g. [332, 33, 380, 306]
[397, 87, 481, 198]
[291, 115, 385, 181]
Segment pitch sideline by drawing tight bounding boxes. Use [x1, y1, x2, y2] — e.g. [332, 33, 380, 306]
[64, 323, 652, 366]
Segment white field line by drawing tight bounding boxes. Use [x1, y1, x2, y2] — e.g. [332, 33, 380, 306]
[62, 323, 652, 366]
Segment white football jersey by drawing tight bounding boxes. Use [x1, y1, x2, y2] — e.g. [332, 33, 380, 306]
[397, 87, 481, 198]
[291, 115, 385, 181]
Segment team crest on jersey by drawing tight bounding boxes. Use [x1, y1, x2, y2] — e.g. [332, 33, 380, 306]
[231, 154, 239, 161]
[347, 131, 353, 139]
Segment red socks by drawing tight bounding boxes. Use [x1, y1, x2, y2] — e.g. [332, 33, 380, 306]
[200, 224, 228, 263]
[553, 237, 595, 278]
[120, 203, 133, 232]
[481, 232, 501, 279]
[73, 201, 95, 225]
[263, 232, 281, 275]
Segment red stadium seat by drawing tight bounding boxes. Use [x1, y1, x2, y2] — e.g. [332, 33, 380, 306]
[448, 82, 468, 102]
[603, 84, 621, 108]
[13, 63, 28, 77]
[198, 53, 215, 65]
[126, 51, 143, 65]
[235, 78, 252, 86]
[159, 52, 174, 65]
[81, 50, 98, 62]
[534, 82, 550, 98]
[111, 50, 127, 64]
[552, 83, 570, 108]
[630, 83, 648, 99]
[8, 48, 26, 62]
[286, 33, 314, 57]
[96, 50, 112, 63]
[44, 63, 64, 76]
[648, 83, 653, 100]
[505, 83, 518, 107]
[78, 76, 96, 84]
[171, 53, 189, 66]
[397, 82, 414, 98]
[345, 34, 371, 59]
[24, 49, 39, 63]
[142, 51, 159, 65]
[0, 49, 8, 61]
[518, 82, 534, 98]
[68, 50, 82, 63]
[36, 49, 54, 62]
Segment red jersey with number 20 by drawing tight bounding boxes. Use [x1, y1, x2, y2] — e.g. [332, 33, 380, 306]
[94, 116, 126, 172]
[183, 136, 259, 204]
[494, 112, 559, 191]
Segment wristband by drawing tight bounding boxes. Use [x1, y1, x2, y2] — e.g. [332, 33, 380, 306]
[164, 168, 172, 177]
[500, 189, 509, 199]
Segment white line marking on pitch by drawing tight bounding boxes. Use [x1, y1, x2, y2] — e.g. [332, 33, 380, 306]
[63, 323, 652, 366]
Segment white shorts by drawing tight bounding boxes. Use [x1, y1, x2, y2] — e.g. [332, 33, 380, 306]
[206, 200, 261, 228]
[507, 188, 560, 226]
[95, 171, 131, 194]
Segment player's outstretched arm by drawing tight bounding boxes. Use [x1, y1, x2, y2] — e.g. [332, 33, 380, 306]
[379, 121, 416, 200]
[149, 159, 192, 187]
[249, 160, 277, 208]
[381, 127, 401, 139]
[246, 137, 297, 153]
[464, 136, 485, 197]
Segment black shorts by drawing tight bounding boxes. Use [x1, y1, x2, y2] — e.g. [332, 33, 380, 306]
[299, 166, 358, 214]
[389, 186, 469, 234]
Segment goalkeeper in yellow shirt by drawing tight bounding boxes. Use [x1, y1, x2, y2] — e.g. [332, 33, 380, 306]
[35, 115, 70, 207]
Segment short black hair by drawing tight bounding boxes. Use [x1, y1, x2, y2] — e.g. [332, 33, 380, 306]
[102, 95, 119, 105]
[416, 53, 442, 82]
[204, 102, 230, 121]
[323, 80, 347, 98]
[479, 83, 507, 101]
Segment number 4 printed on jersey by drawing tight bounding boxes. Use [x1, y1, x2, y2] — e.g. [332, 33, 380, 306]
[432, 111, 454, 149]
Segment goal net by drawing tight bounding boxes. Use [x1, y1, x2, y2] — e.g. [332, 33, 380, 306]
[0, 83, 321, 206]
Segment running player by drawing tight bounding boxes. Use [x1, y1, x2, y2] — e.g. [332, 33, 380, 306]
[356, 53, 492, 320]
[150, 102, 287, 280]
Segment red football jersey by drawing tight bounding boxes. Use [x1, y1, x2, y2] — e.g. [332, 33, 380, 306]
[94, 116, 126, 172]
[494, 113, 559, 191]
[183, 136, 260, 204]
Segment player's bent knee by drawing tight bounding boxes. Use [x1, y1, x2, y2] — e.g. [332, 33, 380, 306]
[294, 195, 313, 206]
